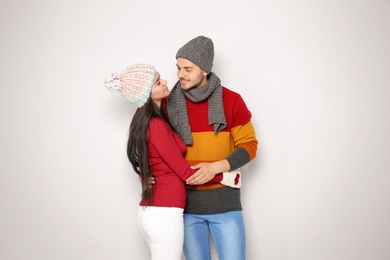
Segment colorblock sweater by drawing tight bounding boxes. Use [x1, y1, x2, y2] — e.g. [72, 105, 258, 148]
[139, 118, 223, 208]
[181, 87, 258, 214]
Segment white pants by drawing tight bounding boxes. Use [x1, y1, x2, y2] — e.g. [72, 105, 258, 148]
[137, 206, 184, 260]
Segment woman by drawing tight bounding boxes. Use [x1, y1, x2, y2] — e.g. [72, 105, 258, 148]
[104, 64, 240, 260]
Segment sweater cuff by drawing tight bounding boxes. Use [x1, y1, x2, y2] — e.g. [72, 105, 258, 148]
[220, 169, 241, 188]
[211, 173, 223, 183]
[226, 147, 250, 170]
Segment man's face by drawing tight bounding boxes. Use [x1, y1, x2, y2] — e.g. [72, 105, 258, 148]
[176, 58, 208, 90]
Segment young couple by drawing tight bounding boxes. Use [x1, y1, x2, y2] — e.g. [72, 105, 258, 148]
[105, 36, 258, 260]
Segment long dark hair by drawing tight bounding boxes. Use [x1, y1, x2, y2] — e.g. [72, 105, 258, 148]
[127, 97, 170, 204]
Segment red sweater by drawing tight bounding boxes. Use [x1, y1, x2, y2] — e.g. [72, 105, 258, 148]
[139, 118, 222, 208]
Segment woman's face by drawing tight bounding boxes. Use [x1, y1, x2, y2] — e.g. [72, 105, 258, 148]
[150, 72, 169, 107]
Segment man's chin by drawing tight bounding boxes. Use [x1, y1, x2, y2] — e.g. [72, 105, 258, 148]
[180, 84, 192, 90]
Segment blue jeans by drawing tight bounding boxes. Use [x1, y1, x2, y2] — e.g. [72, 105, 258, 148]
[183, 211, 245, 260]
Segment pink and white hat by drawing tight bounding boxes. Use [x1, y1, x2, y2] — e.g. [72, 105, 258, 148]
[104, 64, 156, 107]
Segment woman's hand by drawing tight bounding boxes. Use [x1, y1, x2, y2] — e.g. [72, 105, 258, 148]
[186, 160, 230, 185]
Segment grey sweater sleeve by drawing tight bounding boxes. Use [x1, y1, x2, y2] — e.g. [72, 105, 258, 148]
[225, 147, 250, 171]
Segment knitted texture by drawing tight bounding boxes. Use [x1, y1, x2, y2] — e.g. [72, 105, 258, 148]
[167, 73, 226, 145]
[104, 64, 156, 107]
[221, 169, 242, 188]
[176, 36, 214, 74]
[171, 87, 258, 214]
[140, 118, 236, 208]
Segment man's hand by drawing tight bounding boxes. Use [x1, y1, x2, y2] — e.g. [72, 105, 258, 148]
[139, 176, 156, 188]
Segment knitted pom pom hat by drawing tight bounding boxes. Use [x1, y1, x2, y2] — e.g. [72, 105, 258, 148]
[176, 35, 214, 74]
[104, 64, 156, 107]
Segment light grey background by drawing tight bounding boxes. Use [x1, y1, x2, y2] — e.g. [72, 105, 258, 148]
[1, 0, 389, 259]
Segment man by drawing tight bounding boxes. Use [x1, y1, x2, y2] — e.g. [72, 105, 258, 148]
[166, 35, 258, 260]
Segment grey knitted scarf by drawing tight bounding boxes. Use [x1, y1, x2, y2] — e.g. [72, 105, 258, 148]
[167, 72, 226, 145]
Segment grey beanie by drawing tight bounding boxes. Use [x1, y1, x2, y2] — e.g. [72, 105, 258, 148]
[176, 36, 214, 74]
